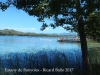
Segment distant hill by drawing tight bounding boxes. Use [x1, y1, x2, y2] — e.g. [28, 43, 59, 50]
[59, 32, 78, 36]
[0, 29, 78, 37]
[0, 29, 24, 35]
[0, 29, 59, 37]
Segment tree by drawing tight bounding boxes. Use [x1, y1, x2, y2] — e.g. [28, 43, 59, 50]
[1, 0, 100, 75]
[85, 10, 100, 42]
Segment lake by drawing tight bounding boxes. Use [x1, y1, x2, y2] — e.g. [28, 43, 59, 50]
[0, 36, 81, 54]
[0, 36, 82, 75]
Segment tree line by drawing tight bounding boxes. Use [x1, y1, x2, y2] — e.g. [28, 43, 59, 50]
[0, 29, 59, 37]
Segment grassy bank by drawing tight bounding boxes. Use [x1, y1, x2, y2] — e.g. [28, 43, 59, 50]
[88, 47, 100, 75]
[87, 40, 100, 48]
[87, 41, 100, 75]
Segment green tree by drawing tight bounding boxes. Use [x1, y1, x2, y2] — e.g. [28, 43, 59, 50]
[1, 0, 100, 75]
[86, 10, 100, 42]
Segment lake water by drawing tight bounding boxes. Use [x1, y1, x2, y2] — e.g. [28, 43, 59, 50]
[0, 36, 82, 74]
[0, 36, 81, 55]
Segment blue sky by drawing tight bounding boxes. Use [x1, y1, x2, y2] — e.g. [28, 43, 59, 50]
[0, 6, 73, 34]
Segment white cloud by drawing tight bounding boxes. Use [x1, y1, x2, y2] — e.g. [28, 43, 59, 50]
[1, 27, 36, 31]
[30, 28, 36, 30]
[45, 28, 52, 30]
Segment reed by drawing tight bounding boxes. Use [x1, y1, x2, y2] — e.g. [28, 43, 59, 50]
[0, 47, 99, 75]
[88, 48, 100, 75]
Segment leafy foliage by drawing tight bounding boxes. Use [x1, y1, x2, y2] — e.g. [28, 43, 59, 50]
[2, 0, 99, 34]
[0, 0, 100, 29]
[86, 10, 100, 41]
[0, 2, 9, 11]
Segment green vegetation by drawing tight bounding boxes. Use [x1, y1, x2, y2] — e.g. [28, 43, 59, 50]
[87, 41, 100, 75]
[88, 48, 100, 75]
[87, 40, 100, 48]
[0, 49, 82, 75]
[86, 10, 100, 41]
[0, 29, 59, 37]
[0, 29, 24, 36]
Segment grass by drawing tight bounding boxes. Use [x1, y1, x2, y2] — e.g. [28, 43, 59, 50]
[87, 40, 100, 48]
[88, 48, 100, 75]
[87, 40, 100, 75]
